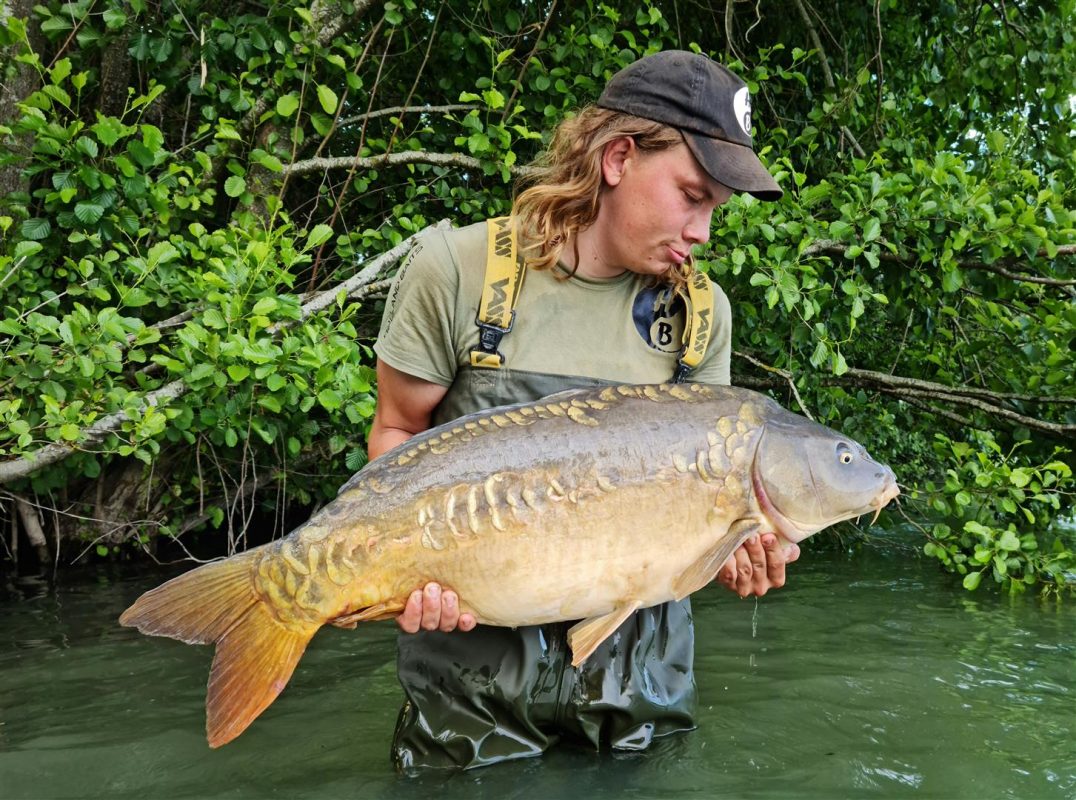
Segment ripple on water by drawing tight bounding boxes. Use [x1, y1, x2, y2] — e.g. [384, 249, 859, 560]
[0, 547, 1074, 799]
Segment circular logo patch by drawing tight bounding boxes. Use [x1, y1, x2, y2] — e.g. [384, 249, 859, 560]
[632, 285, 685, 354]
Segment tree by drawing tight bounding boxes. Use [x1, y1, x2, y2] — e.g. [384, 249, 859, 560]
[0, 0, 1072, 593]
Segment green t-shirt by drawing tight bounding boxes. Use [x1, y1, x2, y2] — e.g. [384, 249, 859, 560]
[375, 220, 732, 390]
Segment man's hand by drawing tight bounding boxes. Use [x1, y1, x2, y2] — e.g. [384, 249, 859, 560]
[716, 534, 800, 598]
[396, 582, 477, 634]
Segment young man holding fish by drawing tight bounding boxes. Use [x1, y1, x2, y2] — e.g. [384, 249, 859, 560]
[372, 50, 795, 769]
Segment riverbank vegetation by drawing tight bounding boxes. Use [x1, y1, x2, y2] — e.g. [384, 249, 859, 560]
[0, 0, 1072, 593]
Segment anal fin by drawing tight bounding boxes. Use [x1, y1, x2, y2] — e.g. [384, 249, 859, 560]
[671, 520, 761, 600]
[567, 602, 640, 667]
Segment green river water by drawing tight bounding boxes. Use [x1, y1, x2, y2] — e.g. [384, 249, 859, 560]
[1, 531, 1072, 799]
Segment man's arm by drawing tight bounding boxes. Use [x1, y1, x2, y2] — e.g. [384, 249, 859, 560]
[369, 359, 476, 634]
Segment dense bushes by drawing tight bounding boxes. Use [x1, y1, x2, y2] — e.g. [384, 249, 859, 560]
[0, 0, 1072, 592]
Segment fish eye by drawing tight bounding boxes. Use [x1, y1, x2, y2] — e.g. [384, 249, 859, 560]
[836, 443, 854, 465]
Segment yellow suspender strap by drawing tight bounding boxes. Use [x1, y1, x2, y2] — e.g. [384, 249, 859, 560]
[470, 217, 526, 369]
[672, 269, 715, 383]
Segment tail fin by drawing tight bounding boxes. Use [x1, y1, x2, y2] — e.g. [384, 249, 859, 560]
[119, 549, 319, 747]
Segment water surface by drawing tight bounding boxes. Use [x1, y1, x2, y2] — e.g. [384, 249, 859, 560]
[1, 532, 1072, 799]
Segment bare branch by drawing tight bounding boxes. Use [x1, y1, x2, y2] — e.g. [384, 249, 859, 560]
[283, 149, 537, 178]
[733, 350, 815, 420]
[271, 219, 452, 332]
[877, 386, 1075, 436]
[338, 103, 480, 130]
[732, 353, 1076, 437]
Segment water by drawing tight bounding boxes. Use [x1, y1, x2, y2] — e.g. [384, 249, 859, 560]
[1, 533, 1073, 799]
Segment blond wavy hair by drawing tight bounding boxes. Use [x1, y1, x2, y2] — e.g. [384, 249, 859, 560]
[512, 106, 694, 287]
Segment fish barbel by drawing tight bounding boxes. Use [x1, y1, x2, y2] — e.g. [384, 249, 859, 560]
[120, 383, 899, 747]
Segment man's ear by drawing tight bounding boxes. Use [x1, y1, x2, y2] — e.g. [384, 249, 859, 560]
[600, 136, 636, 187]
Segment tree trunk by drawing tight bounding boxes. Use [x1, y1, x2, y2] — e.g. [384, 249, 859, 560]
[0, 0, 46, 198]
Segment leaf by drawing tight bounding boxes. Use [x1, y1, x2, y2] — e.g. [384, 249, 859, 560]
[74, 202, 105, 224]
[962, 571, 983, 591]
[252, 297, 278, 315]
[224, 176, 247, 197]
[318, 388, 343, 411]
[50, 58, 72, 85]
[102, 8, 127, 28]
[306, 224, 334, 248]
[384, 1, 403, 24]
[1008, 468, 1031, 488]
[863, 218, 881, 242]
[75, 136, 99, 158]
[316, 84, 338, 115]
[345, 448, 368, 472]
[91, 116, 127, 147]
[276, 93, 300, 117]
[14, 241, 43, 260]
[227, 364, 250, 382]
[998, 531, 1021, 552]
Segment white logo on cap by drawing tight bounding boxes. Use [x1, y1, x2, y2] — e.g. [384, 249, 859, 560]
[732, 87, 752, 137]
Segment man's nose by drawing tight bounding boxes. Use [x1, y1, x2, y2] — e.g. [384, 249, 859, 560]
[684, 210, 712, 245]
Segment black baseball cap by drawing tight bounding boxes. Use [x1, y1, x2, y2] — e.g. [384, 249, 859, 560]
[597, 51, 782, 201]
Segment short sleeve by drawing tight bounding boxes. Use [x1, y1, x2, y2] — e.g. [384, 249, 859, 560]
[687, 279, 732, 387]
[374, 231, 461, 387]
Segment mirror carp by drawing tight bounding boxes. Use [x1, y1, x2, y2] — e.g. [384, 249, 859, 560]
[120, 383, 899, 748]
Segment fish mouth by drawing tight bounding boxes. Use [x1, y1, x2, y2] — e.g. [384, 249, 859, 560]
[751, 463, 902, 544]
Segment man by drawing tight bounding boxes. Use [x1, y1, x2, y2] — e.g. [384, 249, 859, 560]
[369, 50, 796, 770]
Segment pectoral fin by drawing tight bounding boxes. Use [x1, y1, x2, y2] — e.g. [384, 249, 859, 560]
[672, 520, 761, 600]
[567, 602, 640, 667]
[329, 600, 408, 629]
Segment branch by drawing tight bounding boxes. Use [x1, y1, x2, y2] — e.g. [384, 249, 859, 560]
[337, 103, 480, 130]
[235, 0, 370, 140]
[844, 366, 1076, 407]
[800, 238, 1076, 287]
[0, 220, 449, 485]
[0, 379, 190, 485]
[732, 353, 1076, 437]
[876, 386, 1075, 436]
[733, 350, 815, 420]
[270, 219, 451, 332]
[499, 0, 558, 125]
[791, 0, 866, 157]
[283, 150, 537, 178]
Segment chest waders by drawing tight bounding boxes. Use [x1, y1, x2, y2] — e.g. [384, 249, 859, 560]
[391, 218, 715, 771]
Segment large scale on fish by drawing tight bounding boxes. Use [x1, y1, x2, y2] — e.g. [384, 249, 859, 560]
[120, 383, 900, 747]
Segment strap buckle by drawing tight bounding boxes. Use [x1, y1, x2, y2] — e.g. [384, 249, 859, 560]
[475, 311, 515, 359]
[671, 359, 691, 384]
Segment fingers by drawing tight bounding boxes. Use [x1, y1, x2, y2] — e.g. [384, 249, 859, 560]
[734, 539, 759, 597]
[420, 582, 442, 630]
[715, 534, 800, 599]
[395, 583, 475, 634]
[760, 534, 786, 592]
[396, 589, 424, 633]
[717, 554, 738, 591]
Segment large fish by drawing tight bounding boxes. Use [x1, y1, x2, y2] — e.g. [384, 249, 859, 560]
[120, 383, 899, 748]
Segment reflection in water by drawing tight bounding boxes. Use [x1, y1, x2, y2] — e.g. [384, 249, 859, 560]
[0, 533, 1072, 799]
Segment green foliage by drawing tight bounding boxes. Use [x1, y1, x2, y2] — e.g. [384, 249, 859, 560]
[0, 0, 1073, 591]
[921, 434, 1073, 595]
